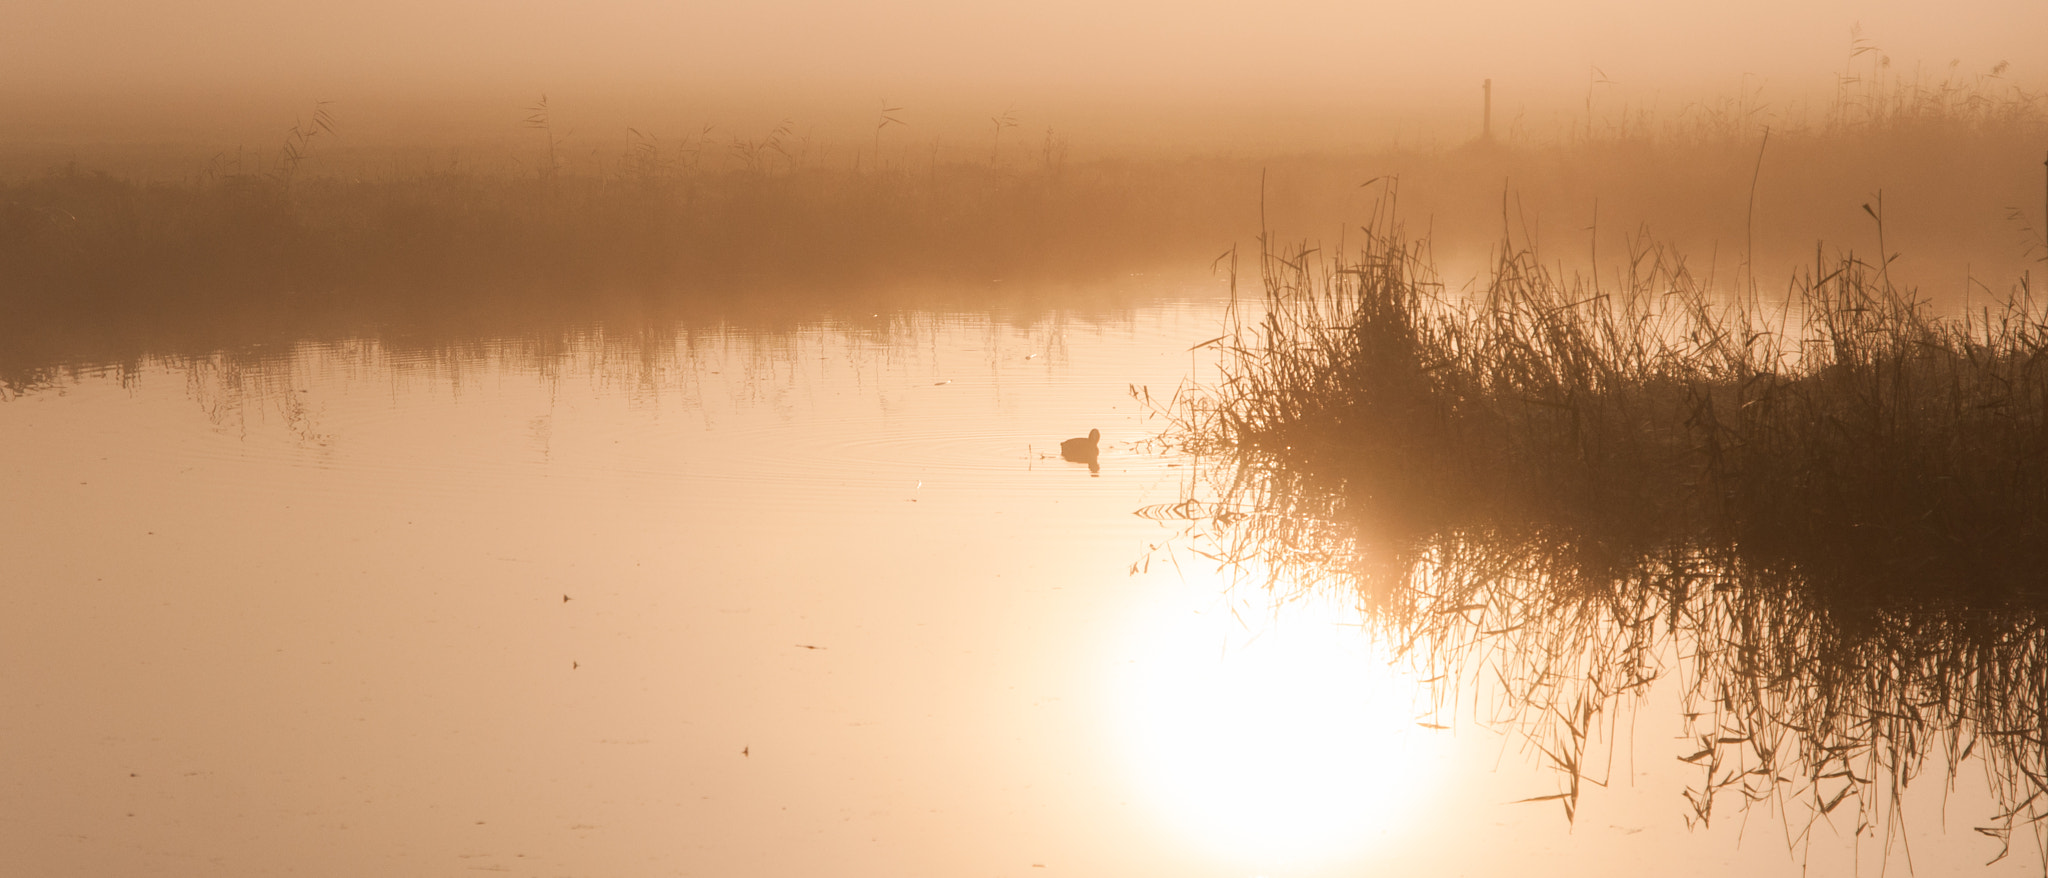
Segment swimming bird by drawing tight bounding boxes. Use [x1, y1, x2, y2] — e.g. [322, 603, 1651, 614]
[1060, 429, 1101, 462]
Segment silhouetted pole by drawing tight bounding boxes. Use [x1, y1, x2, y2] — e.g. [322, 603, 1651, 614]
[1483, 79, 1493, 141]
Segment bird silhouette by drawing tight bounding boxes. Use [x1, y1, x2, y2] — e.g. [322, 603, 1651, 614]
[1060, 428, 1100, 462]
[1060, 429, 1101, 475]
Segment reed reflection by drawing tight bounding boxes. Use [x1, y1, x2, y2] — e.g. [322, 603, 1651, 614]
[1159, 214, 2048, 867]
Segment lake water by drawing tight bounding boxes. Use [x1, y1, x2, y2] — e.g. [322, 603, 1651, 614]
[3, 284, 2041, 877]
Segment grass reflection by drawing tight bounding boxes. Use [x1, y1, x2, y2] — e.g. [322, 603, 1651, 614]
[1155, 206, 2048, 865]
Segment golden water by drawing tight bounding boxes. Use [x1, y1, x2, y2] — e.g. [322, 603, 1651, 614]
[1, 292, 2035, 877]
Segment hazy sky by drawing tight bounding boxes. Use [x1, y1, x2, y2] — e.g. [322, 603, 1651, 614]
[6, 0, 2043, 146]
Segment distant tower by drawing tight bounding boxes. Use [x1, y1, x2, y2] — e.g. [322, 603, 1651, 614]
[1483, 79, 1493, 141]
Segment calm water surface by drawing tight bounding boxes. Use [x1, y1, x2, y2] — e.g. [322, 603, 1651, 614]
[2, 291, 2038, 877]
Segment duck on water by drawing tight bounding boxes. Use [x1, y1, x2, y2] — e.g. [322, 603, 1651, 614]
[1061, 429, 1101, 475]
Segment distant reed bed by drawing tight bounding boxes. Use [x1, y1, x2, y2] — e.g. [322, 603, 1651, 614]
[1, 55, 2039, 375]
[0, 149, 1240, 381]
[0, 156, 1230, 302]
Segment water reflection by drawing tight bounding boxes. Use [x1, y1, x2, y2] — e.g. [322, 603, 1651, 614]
[1159, 444, 2048, 869]
[1114, 573, 1446, 867]
[13, 281, 2045, 876]
[0, 295, 1243, 878]
[0, 268, 1202, 397]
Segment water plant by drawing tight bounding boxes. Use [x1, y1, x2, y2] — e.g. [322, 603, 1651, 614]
[273, 100, 337, 194]
[990, 106, 1018, 167]
[524, 94, 569, 181]
[872, 100, 904, 171]
[1155, 190, 2048, 864]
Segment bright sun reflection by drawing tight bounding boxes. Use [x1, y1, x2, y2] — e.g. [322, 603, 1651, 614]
[1115, 576, 1448, 868]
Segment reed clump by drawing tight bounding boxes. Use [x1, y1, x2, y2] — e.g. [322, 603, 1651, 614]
[1177, 210, 2048, 601]
[1159, 204, 2048, 861]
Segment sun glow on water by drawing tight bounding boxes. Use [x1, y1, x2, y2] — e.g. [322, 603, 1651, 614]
[1115, 579, 1448, 868]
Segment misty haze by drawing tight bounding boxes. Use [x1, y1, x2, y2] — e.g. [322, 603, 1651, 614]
[5, 2, 2048, 876]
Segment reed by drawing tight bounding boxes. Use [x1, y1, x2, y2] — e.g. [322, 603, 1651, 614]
[1, 62, 2038, 378]
[1176, 194, 2048, 590]
[0, 148, 1234, 379]
[1158, 197, 2048, 862]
